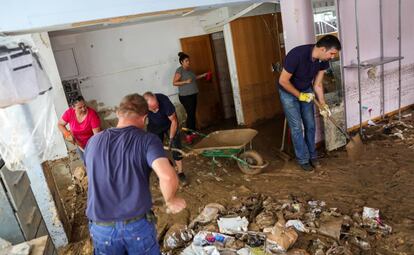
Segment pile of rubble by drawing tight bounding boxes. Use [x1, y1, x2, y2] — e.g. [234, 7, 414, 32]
[366, 113, 414, 148]
[162, 194, 393, 254]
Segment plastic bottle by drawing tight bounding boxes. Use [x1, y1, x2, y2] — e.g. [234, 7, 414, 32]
[215, 235, 225, 243]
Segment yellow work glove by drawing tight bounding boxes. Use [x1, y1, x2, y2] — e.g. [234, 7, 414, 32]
[319, 103, 332, 118]
[298, 92, 315, 103]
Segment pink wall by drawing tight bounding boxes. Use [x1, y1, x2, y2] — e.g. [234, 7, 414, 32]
[339, 0, 414, 128]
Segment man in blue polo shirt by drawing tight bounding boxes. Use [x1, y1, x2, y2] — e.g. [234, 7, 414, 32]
[84, 93, 186, 254]
[278, 35, 341, 171]
[143, 92, 189, 186]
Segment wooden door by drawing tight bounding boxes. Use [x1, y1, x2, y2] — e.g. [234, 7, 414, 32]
[180, 35, 223, 129]
[230, 13, 284, 126]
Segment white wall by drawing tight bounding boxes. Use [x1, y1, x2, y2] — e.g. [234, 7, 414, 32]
[339, 0, 414, 128]
[50, 16, 206, 115]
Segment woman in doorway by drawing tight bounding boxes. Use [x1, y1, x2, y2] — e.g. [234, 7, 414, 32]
[58, 96, 101, 162]
[173, 52, 208, 144]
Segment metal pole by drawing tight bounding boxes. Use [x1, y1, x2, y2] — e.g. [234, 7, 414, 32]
[379, 0, 385, 118]
[336, 0, 348, 130]
[355, 0, 363, 134]
[398, 0, 402, 120]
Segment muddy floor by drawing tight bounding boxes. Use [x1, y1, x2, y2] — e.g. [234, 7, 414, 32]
[58, 114, 414, 255]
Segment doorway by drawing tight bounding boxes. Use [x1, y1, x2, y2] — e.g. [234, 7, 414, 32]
[180, 33, 236, 129]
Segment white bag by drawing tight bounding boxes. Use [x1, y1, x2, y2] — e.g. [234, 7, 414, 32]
[0, 50, 40, 108]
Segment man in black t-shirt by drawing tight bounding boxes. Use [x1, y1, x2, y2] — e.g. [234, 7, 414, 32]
[143, 92, 187, 185]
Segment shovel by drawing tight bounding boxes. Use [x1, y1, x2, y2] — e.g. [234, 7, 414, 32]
[314, 100, 364, 159]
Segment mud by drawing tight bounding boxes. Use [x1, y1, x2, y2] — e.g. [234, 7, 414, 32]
[59, 113, 414, 254]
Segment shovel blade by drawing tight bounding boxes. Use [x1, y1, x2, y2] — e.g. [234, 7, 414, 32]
[346, 133, 364, 160]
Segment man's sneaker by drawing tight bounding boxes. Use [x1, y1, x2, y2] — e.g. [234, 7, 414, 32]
[300, 163, 314, 172]
[310, 159, 321, 169]
[178, 172, 189, 186]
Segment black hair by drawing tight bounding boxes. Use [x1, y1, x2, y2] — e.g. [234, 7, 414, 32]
[178, 52, 189, 64]
[70, 96, 85, 106]
[316, 35, 341, 51]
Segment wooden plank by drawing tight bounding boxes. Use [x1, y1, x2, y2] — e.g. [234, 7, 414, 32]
[180, 35, 223, 129]
[230, 14, 284, 126]
[71, 8, 194, 28]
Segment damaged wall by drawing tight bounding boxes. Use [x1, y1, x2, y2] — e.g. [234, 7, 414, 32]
[339, 0, 414, 129]
[50, 16, 206, 122]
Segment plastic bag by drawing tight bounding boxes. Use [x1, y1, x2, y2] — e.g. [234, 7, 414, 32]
[0, 49, 40, 108]
[0, 89, 60, 170]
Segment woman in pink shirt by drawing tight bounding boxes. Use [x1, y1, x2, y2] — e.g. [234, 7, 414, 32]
[58, 96, 101, 161]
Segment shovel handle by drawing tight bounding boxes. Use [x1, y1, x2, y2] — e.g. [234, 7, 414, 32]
[314, 100, 351, 140]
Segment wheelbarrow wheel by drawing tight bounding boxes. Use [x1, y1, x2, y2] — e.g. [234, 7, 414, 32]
[237, 150, 264, 175]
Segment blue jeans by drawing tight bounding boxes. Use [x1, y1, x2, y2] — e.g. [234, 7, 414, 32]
[89, 218, 160, 255]
[279, 88, 317, 165]
[76, 147, 85, 162]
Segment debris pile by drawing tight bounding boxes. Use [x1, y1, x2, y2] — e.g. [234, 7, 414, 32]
[366, 113, 414, 148]
[162, 194, 393, 254]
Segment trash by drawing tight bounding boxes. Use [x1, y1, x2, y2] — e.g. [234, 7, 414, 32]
[286, 249, 310, 255]
[361, 207, 392, 235]
[192, 231, 234, 247]
[317, 216, 343, 240]
[265, 215, 298, 254]
[163, 224, 194, 250]
[283, 202, 305, 220]
[349, 226, 367, 239]
[307, 200, 325, 217]
[351, 237, 371, 250]
[367, 120, 377, 126]
[182, 244, 220, 255]
[246, 233, 265, 247]
[201, 223, 219, 233]
[189, 203, 225, 229]
[217, 216, 249, 234]
[250, 247, 266, 255]
[0, 238, 11, 250]
[391, 130, 405, 140]
[285, 220, 309, 233]
[362, 207, 379, 220]
[237, 248, 251, 255]
[225, 239, 245, 250]
[265, 229, 298, 254]
[73, 166, 86, 180]
[236, 247, 266, 255]
[0, 242, 31, 255]
[248, 223, 261, 232]
[325, 243, 352, 255]
[73, 166, 88, 192]
[255, 211, 276, 229]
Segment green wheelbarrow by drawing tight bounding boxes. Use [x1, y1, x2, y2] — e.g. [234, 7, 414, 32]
[166, 128, 268, 175]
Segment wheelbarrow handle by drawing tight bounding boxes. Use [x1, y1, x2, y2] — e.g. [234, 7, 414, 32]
[163, 146, 195, 158]
[181, 128, 207, 138]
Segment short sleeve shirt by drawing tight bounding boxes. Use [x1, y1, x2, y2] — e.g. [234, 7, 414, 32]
[84, 126, 166, 222]
[280, 44, 330, 92]
[147, 94, 176, 133]
[176, 66, 199, 96]
[61, 107, 100, 148]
